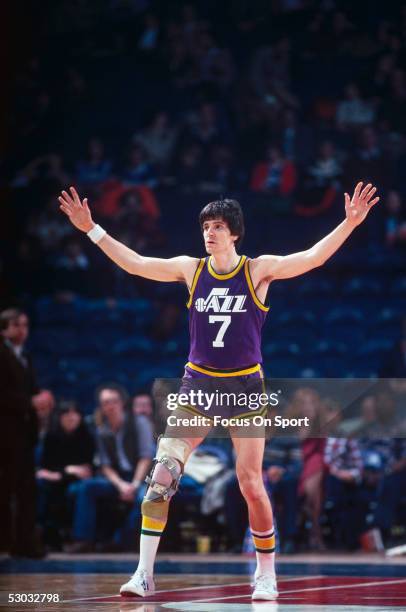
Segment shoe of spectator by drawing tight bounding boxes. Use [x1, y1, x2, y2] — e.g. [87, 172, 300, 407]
[64, 540, 94, 554]
[120, 569, 155, 597]
[252, 574, 279, 600]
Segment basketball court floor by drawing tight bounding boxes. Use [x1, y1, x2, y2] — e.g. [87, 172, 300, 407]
[1, 552, 406, 611]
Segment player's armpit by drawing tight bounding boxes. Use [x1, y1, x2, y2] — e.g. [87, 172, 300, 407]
[251, 251, 320, 281]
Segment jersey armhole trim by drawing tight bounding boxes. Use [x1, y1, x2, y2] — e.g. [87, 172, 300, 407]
[244, 259, 270, 312]
[186, 258, 205, 309]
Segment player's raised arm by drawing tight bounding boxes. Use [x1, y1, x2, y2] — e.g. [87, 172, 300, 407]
[58, 187, 198, 284]
[251, 182, 379, 281]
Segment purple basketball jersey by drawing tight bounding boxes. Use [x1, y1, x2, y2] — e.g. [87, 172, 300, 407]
[187, 255, 269, 370]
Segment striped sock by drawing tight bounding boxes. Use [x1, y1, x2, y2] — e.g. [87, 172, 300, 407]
[251, 527, 276, 578]
[137, 516, 167, 576]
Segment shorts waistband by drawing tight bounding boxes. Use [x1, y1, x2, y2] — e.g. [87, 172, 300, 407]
[186, 362, 262, 377]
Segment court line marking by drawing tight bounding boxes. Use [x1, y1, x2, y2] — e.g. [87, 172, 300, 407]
[62, 575, 322, 603]
[182, 577, 406, 604]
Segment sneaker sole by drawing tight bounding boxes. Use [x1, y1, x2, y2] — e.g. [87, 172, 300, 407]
[252, 591, 279, 600]
[120, 586, 155, 597]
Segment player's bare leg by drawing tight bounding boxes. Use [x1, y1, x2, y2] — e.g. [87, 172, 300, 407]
[232, 434, 278, 600]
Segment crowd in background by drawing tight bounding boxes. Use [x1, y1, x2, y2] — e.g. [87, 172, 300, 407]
[2, 0, 406, 300]
[1, 309, 405, 557]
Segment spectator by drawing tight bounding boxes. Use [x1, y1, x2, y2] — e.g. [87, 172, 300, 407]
[0, 308, 55, 557]
[383, 190, 406, 248]
[382, 69, 406, 134]
[132, 393, 154, 420]
[149, 302, 182, 342]
[11, 153, 70, 189]
[114, 189, 163, 252]
[94, 182, 160, 221]
[203, 47, 235, 92]
[336, 83, 375, 131]
[345, 126, 391, 189]
[368, 438, 406, 546]
[175, 143, 204, 193]
[36, 401, 95, 549]
[339, 395, 379, 436]
[132, 393, 155, 459]
[75, 138, 113, 186]
[52, 239, 91, 294]
[263, 437, 302, 553]
[54, 239, 90, 272]
[372, 53, 397, 100]
[34, 379, 56, 466]
[380, 317, 406, 377]
[134, 112, 178, 169]
[307, 141, 342, 188]
[277, 109, 314, 165]
[251, 144, 297, 196]
[291, 388, 327, 551]
[27, 197, 74, 254]
[138, 13, 160, 52]
[296, 141, 342, 216]
[185, 103, 226, 151]
[201, 143, 242, 193]
[122, 145, 157, 189]
[324, 437, 365, 549]
[67, 384, 153, 552]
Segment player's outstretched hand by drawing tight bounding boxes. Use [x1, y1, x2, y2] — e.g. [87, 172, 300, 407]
[58, 186, 94, 232]
[344, 182, 379, 227]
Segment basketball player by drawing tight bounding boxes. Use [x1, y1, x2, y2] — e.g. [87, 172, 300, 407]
[59, 182, 378, 600]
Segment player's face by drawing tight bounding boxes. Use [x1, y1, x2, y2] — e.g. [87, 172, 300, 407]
[202, 218, 238, 254]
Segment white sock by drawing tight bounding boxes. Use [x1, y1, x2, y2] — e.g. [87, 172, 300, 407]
[137, 533, 161, 576]
[251, 527, 276, 578]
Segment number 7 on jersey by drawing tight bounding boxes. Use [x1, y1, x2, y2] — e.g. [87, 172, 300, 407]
[209, 315, 231, 347]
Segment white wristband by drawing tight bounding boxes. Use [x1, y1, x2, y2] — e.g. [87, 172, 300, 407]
[87, 224, 106, 244]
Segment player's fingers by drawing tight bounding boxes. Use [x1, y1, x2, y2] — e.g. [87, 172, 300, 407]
[59, 204, 72, 216]
[368, 196, 380, 207]
[61, 190, 74, 206]
[360, 183, 372, 199]
[83, 197, 90, 211]
[69, 186, 81, 206]
[365, 186, 377, 200]
[354, 181, 363, 198]
[344, 192, 351, 207]
[58, 196, 72, 208]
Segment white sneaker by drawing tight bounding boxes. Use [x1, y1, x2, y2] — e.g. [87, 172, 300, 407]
[120, 569, 155, 597]
[252, 574, 278, 600]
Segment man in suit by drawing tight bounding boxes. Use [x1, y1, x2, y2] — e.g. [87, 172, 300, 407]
[0, 308, 55, 556]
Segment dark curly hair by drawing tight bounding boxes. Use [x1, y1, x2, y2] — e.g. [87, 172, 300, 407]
[199, 198, 245, 249]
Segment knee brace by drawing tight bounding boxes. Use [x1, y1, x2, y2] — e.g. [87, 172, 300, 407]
[144, 437, 192, 504]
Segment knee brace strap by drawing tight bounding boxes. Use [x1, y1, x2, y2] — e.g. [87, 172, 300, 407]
[156, 437, 192, 465]
[145, 455, 181, 501]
